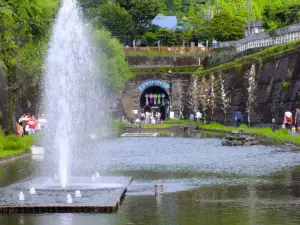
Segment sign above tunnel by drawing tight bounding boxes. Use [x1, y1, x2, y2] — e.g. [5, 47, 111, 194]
[138, 80, 170, 92]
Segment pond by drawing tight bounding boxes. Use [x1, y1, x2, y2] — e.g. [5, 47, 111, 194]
[1, 131, 300, 225]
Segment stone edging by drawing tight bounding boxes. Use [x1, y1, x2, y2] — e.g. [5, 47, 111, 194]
[0, 152, 31, 165]
[200, 127, 300, 147]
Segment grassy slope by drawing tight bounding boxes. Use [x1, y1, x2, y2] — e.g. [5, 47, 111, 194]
[198, 40, 300, 76]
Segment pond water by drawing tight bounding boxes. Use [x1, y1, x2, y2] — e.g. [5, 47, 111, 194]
[1, 132, 300, 225]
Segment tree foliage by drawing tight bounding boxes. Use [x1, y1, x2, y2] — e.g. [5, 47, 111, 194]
[93, 30, 132, 94]
[262, 3, 300, 31]
[92, 3, 134, 39]
[128, 0, 162, 35]
[210, 11, 244, 42]
[0, 0, 58, 132]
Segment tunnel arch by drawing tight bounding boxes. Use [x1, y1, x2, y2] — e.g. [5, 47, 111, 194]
[140, 86, 169, 120]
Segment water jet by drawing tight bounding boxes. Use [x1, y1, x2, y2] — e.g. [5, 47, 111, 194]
[75, 190, 82, 198]
[67, 194, 73, 204]
[29, 187, 36, 195]
[19, 192, 25, 201]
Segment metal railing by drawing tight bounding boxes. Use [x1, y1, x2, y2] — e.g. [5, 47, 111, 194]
[124, 46, 212, 56]
[215, 23, 300, 52]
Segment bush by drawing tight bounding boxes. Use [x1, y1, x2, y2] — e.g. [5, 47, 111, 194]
[282, 81, 290, 89]
[113, 120, 126, 135]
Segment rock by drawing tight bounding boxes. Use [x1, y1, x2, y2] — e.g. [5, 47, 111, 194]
[221, 134, 258, 146]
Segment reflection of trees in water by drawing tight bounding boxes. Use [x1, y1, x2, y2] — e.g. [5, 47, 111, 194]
[0, 158, 34, 187]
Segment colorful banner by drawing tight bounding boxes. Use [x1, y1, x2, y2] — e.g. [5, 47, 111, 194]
[138, 80, 170, 92]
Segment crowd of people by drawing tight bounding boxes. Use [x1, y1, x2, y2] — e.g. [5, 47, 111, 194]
[16, 113, 47, 137]
[133, 111, 163, 126]
[283, 108, 300, 131]
[234, 108, 300, 132]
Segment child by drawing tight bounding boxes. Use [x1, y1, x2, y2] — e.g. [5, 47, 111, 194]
[16, 122, 23, 137]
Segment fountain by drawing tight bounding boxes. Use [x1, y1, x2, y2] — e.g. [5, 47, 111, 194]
[29, 187, 36, 195]
[75, 190, 82, 198]
[54, 174, 59, 181]
[41, 0, 108, 189]
[67, 194, 73, 204]
[0, 0, 132, 214]
[18, 192, 25, 201]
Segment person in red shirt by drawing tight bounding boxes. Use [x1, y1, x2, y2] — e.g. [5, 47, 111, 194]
[27, 116, 37, 135]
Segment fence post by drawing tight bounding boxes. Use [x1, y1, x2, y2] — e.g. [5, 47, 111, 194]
[272, 118, 275, 132]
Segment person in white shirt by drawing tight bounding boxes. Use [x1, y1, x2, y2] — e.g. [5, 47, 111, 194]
[195, 111, 202, 123]
[135, 118, 141, 128]
[284, 111, 292, 130]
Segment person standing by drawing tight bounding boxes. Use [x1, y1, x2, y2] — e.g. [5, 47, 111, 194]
[189, 113, 194, 124]
[140, 113, 145, 124]
[235, 109, 242, 127]
[196, 111, 202, 124]
[284, 110, 292, 130]
[27, 115, 37, 135]
[157, 112, 161, 124]
[16, 122, 23, 137]
[295, 108, 300, 131]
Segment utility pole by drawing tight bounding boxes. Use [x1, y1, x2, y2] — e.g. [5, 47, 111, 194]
[216, 0, 220, 13]
[208, 0, 211, 19]
[247, 0, 256, 36]
[247, 0, 251, 36]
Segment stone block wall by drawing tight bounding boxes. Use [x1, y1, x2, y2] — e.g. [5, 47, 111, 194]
[126, 56, 202, 67]
[209, 49, 300, 125]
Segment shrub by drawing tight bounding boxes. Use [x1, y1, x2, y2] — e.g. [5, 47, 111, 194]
[113, 120, 126, 135]
[282, 81, 290, 89]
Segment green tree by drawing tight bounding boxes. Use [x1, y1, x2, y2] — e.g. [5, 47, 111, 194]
[94, 3, 134, 40]
[80, 0, 107, 9]
[141, 31, 158, 45]
[210, 11, 244, 41]
[128, 0, 162, 35]
[156, 28, 177, 46]
[93, 30, 132, 94]
[262, 3, 300, 31]
[115, 0, 133, 11]
[173, 0, 183, 12]
[0, 0, 58, 132]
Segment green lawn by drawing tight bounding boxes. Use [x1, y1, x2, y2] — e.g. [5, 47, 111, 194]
[131, 119, 196, 128]
[200, 123, 300, 144]
[0, 132, 34, 159]
[130, 119, 300, 145]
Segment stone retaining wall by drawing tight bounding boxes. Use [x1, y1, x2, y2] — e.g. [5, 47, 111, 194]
[126, 56, 202, 67]
[207, 48, 300, 125]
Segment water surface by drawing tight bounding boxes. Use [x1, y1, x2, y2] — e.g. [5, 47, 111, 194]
[1, 133, 300, 225]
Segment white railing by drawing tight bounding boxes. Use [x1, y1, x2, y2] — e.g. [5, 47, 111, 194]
[215, 23, 300, 52]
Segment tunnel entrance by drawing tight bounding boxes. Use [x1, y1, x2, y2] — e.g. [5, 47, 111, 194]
[140, 86, 169, 121]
